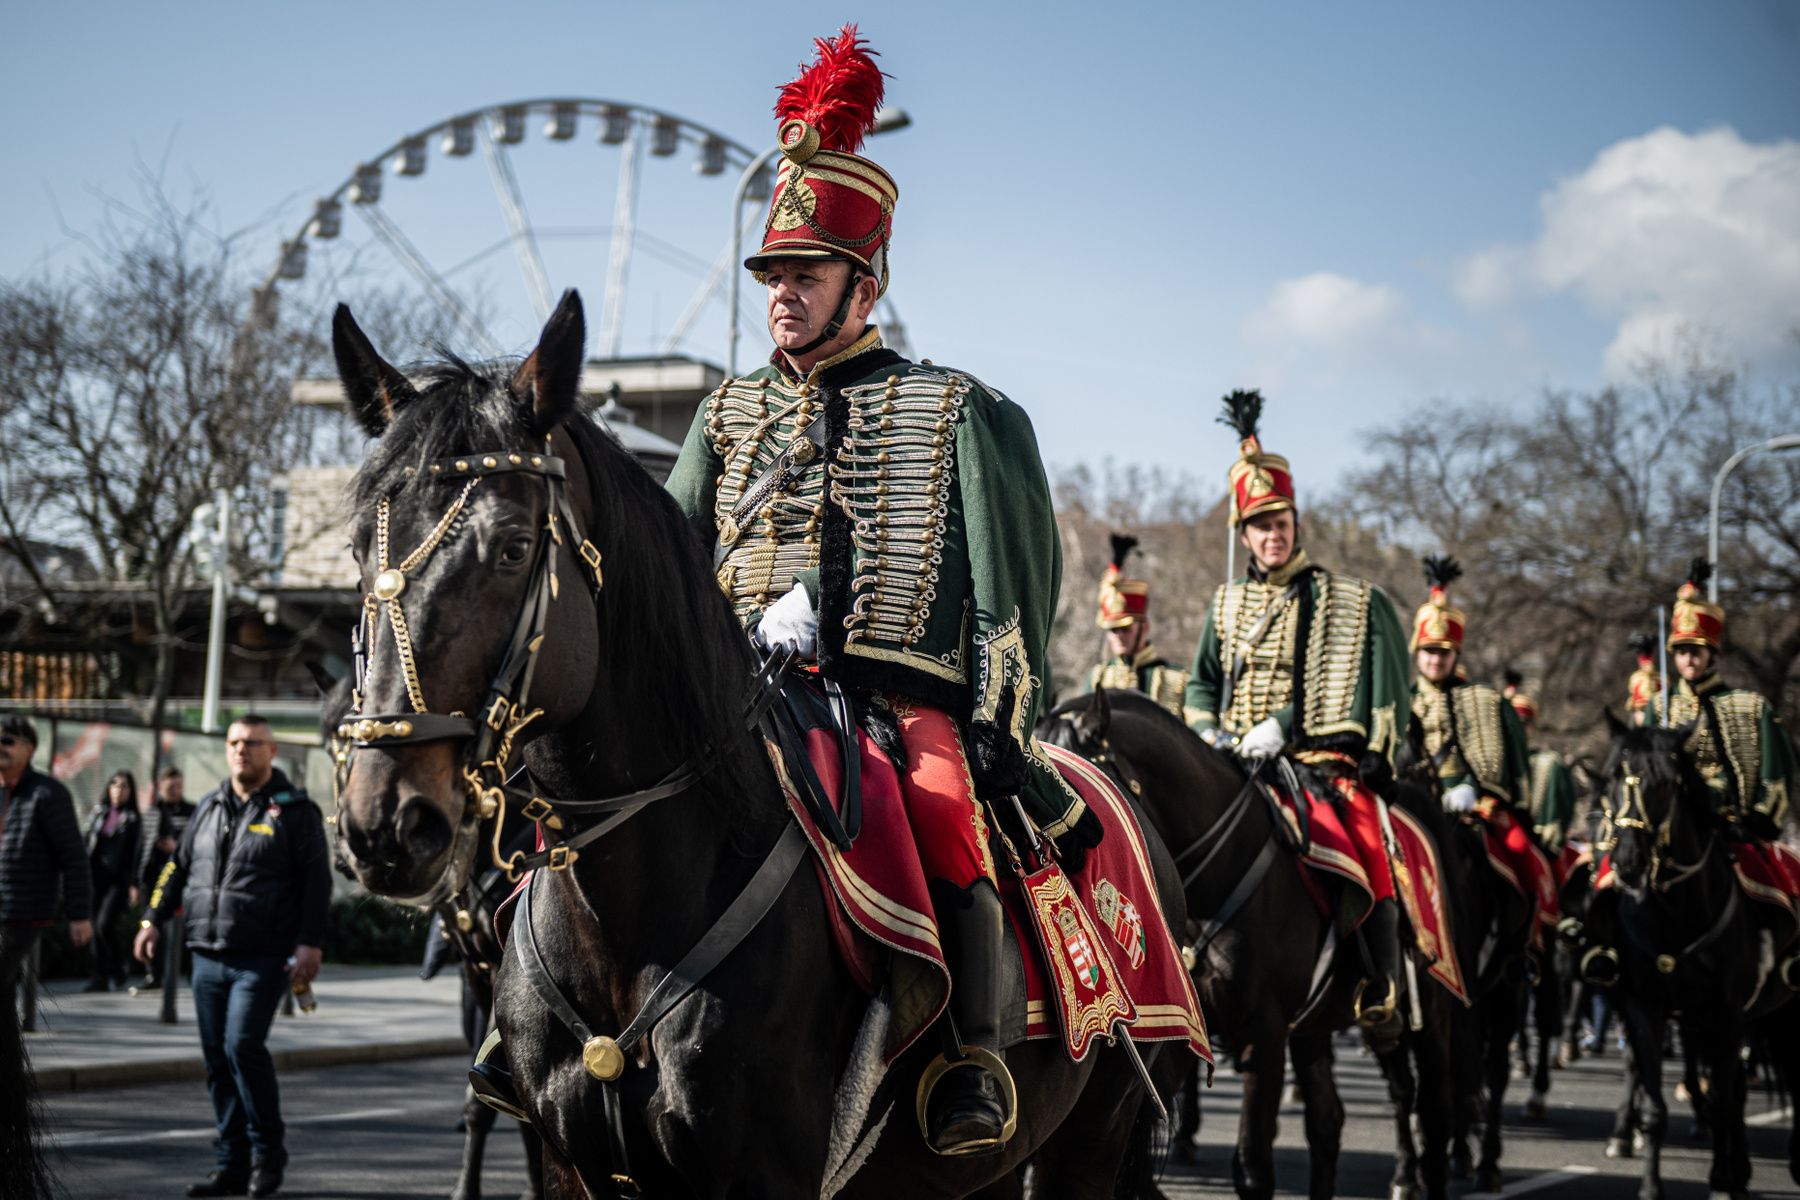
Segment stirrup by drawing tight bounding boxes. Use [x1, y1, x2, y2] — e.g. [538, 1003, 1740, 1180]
[1580, 945, 1620, 987]
[1779, 954, 1800, 992]
[469, 1029, 529, 1121]
[1352, 976, 1398, 1028]
[1555, 916, 1585, 950]
[915, 1047, 1018, 1156]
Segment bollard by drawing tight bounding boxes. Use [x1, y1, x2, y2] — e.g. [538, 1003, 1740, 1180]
[159, 921, 183, 1025]
[20, 936, 41, 1033]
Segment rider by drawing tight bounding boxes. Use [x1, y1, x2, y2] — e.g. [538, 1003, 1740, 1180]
[1626, 633, 1660, 727]
[1647, 559, 1800, 985]
[1089, 533, 1190, 716]
[665, 27, 1100, 1157]
[1409, 557, 1556, 950]
[1503, 672, 1576, 855]
[1183, 389, 1413, 1029]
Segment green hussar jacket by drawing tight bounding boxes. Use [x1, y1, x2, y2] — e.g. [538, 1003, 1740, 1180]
[1411, 679, 1532, 806]
[1089, 646, 1189, 718]
[1525, 747, 1577, 851]
[1650, 673, 1795, 827]
[665, 330, 1085, 836]
[1183, 550, 1412, 763]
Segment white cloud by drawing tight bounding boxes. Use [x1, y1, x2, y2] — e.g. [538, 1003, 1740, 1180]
[1455, 125, 1800, 376]
[1242, 271, 1463, 384]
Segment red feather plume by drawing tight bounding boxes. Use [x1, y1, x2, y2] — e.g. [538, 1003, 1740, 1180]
[775, 24, 887, 154]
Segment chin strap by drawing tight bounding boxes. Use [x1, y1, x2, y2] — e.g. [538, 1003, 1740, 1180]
[786, 268, 864, 359]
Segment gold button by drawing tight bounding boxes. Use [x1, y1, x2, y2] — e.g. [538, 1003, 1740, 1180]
[877, 499, 889, 511]
[931, 448, 944, 461]
[877, 514, 889, 527]
[509, 454, 522, 464]
[939, 399, 955, 413]
[928, 466, 941, 479]
[532, 456, 543, 466]
[879, 418, 893, 431]
[932, 435, 945, 447]
[886, 375, 899, 385]
[878, 466, 889, 479]
[876, 451, 890, 464]
[880, 401, 894, 414]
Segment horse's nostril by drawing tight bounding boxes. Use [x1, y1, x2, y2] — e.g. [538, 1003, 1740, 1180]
[394, 794, 452, 858]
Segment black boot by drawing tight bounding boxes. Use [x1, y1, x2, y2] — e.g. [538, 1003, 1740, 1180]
[923, 878, 1013, 1156]
[1354, 897, 1402, 1032]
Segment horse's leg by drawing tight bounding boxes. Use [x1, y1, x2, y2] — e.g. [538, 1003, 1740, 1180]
[1288, 1032, 1341, 1200]
[1560, 973, 1585, 1066]
[1623, 1002, 1670, 1200]
[1681, 1021, 1713, 1143]
[1410, 990, 1457, 1200]
[1371, 1036, 1421, 1200]
[1231, 1027, 1287, 1200]
[1474, 986, 1515, 1193]
[452, 1085, 496, 1200]
[1610, 1035, 1640, 1158]
[1447, 1004, 1478, 1181]
[1526, 967, 1558, 1118]
[1703, 1013, 1750, 1199]
[1029, 1045, 1153, 1200]
[519, 1122, 544, 1200]
[1172, 1053, 1202, 1165]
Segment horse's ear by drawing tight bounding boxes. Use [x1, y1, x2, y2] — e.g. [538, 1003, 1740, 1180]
[513, 289, 586, 436]
[1076, 686, 1111, 744]
[1602, 706, 1629, 739]
[332, 304, 416, 437]
[303, 660, 339, 696]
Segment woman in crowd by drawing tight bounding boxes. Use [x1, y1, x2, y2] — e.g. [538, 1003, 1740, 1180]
[83, 769, 141, 992]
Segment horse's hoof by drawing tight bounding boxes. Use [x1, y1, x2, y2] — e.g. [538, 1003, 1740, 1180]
[1474, 1166, 1504, 1193]
[1633, 1129, 1647, 1154]
[1172, 1139, 1199, 1166]
[1606, 1136, 1634, 1159]
[1522, 1095, 1548, 1122]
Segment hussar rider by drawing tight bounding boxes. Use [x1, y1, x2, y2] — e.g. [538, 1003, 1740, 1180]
[1184, 390, 1413, 1028]
[1625, 632, 1660, 728]
[1089, 534, 1189, 716]
[1503, 673, 1576, 854]
[1410, 558, 1556, 946]
[665, 28, 1100, 1156]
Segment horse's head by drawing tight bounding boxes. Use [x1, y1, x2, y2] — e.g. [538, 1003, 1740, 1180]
[1036, 687, 1111, 758]
[331, 291, 602, 903]
[1598, 707, 1704, 894]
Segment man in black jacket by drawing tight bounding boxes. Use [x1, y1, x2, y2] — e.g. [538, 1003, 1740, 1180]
[136, 715, 330, 1199]
[0, 714, 93, 994]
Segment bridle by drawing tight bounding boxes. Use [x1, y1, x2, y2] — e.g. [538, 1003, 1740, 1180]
[1598, 761, 1715, 894]
[335, 438, 626, 907]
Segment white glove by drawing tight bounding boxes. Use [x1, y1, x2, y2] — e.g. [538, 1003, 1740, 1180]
[755, 584, 817, 658]
[1197, 727, 1221, 748]
[1239, 717, 1285, 759]
[1444, 784, 1479, 813]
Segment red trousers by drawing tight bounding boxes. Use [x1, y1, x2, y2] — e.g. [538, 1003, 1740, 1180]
[887, 697, 996, 888]
[1329, 776, 1396, 903]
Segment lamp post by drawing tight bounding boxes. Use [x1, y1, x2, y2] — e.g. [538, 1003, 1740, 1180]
[198, 491, 230, 733]
[1707, 434, 1800, 602]
[727, 108, 911, 377]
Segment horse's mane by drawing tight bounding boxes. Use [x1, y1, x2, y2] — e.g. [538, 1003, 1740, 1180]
[347, 354, 767, 833]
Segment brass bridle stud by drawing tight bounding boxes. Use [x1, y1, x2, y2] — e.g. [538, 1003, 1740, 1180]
[372, 569, 407, 601]
[583, 1035, 624, 1081]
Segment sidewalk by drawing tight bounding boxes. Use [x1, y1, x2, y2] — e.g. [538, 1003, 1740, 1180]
[22, 964, 468, 1093]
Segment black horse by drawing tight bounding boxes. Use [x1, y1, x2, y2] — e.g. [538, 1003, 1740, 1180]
[1040, 687, 1467, 1200]
[318, 673, 544, 1200]
[328, 290, 1186, 1198]
[1591, 713, 1761, 1200]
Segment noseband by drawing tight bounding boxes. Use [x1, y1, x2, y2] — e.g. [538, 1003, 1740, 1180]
[1598, 765, 1713, 894]
[336, 443, 604, 906]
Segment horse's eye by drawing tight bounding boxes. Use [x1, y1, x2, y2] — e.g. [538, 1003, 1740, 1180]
[500, 536, 533, 565]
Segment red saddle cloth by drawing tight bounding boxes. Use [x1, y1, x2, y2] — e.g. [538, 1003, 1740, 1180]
[772, 728, 1210, 1067]
[1476, 806, 1560, 952]
[1268, 782, 1467, 1005]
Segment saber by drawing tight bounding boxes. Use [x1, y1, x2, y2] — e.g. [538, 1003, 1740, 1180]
[1404, 951, 1423, 1031]
[1113, 1020, 1167, 1121]
[1658, 604, 1669, 728]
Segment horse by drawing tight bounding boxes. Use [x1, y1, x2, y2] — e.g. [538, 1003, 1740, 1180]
[327, 289, 1185, 1199]
[317, 671, 544, 1200]
[1039, 687, 1466, 1200]
[1592, 711, 1761, 1200]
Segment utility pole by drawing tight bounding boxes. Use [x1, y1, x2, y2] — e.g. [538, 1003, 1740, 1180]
[200, 491, 229, 733]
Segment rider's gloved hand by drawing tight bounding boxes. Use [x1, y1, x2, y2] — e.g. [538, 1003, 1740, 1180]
[1443, 783, 1479, 813]
[1238, 717, 1285, 760]
[1743, 809, 1780, 841]
[1053, 807, 1106, 876]
[1357, 750, 1395, 798]
[965, 685, 1029, 803]
[1197, 727, 1221, 748]
[753, 584, 817, 658]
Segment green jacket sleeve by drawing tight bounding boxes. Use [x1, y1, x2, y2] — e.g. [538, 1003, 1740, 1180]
[1365, 587, 1411, 763]
[957, 388, 1083, 837]
[1498, 701, 1532, 808]
[1185, 601, 1223, 734]
[1759, 705, 1796, 826]
[663, 396, 726, 548]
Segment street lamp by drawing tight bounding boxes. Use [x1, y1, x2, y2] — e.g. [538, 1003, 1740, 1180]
[1708, 434, 1800, 601]
[727, 108, 911, 376]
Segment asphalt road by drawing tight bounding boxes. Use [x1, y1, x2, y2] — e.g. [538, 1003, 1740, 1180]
[37, 1036, 1800, 1199]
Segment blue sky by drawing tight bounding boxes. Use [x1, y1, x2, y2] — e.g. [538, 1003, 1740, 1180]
[3, 2, 1797, 493]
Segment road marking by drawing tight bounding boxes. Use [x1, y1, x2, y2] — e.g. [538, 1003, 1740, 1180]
[53, 1103, 455, 1147]
[1464, 1165, 1598, 1198]
[1747, 1106, 1793, 1127]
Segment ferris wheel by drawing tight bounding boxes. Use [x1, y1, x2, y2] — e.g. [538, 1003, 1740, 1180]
[256, 96, 913, 367]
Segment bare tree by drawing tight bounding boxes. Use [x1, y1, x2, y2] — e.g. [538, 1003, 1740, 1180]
[0, 174, 326, 725]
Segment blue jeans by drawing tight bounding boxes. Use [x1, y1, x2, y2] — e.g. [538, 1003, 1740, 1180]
[190, 951, 289, 1172]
